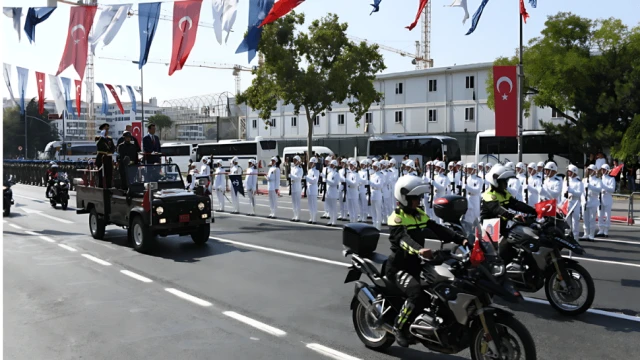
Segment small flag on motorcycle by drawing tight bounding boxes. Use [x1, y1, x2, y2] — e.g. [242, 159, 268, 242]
[470, 238, 485, 267]
[535, 199, 557, 219]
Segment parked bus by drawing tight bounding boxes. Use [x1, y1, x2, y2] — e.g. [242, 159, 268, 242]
[367, 135, 461, 168]
[43, 140, 114, 162]
[160, 142, 197, 173]
[475, 130, 584, 171]
[195, 136, 278, 171]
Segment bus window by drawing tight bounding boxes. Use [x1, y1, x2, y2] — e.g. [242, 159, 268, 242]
[442, 138, 461, 163]
[160, 145, 190, 157]
[259, 140, 277, 150]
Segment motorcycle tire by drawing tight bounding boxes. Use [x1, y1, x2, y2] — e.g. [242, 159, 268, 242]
[351, 298, 395, 351]
[544, 262, 595, 316]
[470, 314, 537, 360]
[50, 200, 56, 208]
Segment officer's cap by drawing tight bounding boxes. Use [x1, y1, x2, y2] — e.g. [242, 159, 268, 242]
[309, 157, 317, 163]
[122, 131, 132, 137]
[99, 123, 109, 130]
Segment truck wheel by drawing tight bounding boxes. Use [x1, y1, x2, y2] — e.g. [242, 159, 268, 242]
[191, 224, 210, 245]
[131, 216, 155, 253]
[89, 208, 106, 240]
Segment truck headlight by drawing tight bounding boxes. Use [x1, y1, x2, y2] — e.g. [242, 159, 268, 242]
[198, 202, 205, 211]
[156, 206, 164, 215]
[58, 182, 62, 186]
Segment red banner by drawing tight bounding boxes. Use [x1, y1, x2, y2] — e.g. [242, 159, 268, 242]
[132, 121, 143, 146]
[535, 199, 557, 219]
[520, 0, 529, 23]
[74, 79, 82, 118]
[493, 66, 518, 137]
[35, 72, 46, 114]
[169, 0, 202, 76]
[105, 84, 125, 114]
[260, 0, 305, 27]
[406, 0, 429, 31]
[56, 6, 97, 80]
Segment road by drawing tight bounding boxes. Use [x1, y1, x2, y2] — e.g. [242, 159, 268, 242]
[4, 184, 640, 360]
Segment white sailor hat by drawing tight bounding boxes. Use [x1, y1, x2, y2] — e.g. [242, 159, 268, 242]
[271, 156, 278, 161]
[248, 159, 256, 164]
[330, 160, 338, 166]
[390, 158, 397, 165]
[309, 157, 317, 163]
[293, 155, 301, 162]
[231, 156, 238, 162]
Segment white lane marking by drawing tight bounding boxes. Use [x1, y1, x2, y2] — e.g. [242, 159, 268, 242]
[165, 288, 212, 307]
[306, 343, 362, 360]
[9, 223, 23, 229]
[587, 237, 640, 245]
[13, 194, 41, 201]
[523, 297, 640, 323]
[210, 237, 350, 267]
[81, 254, 112, 266]
[2, 219, 6, 223]
[223, 311, 287, 337]
[39, 236, 55, 243]
[120, 270, 153, 283]
[570, 256, 640, 268]
[24, 231, 39, 236]
[58, 244, 77, 252]
[21, 207, 74, 224]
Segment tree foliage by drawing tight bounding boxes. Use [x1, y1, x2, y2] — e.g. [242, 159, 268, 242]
[3, 99, 59, 159]
[612, 114, 640, 163]
[148, 114, 173, 140]
[236, 12, 386, 159]
[486, 12, 640, 153]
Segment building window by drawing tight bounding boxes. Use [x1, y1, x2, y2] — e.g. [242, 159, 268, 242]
[395, 82, 403, 94]
[271, 118, 276, 127]
[465, 107, 475, 121]
[291, 117, 297, 127]
[394, 111, 403, 123]
[429, 79, 437, 92]
[465, 76, 475, 89]
[551, 109, 564, 118]
[313, 115, 320, 127]
[428, 109, 437, 122]
[337, 114, 345, 125]
[365, 112, 372, 124]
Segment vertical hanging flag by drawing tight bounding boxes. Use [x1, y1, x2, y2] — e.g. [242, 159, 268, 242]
[466, 0, 489, 35]
[447, 0, 469, 25]
[138, 2, 161, 69]
[134, 86, 142, 96]
[260, 0, 305, 27]
[105, 84, 125, 114]
[48, 75, 66, 116]
[96, 83, 109, 115]
[406, 0, 428, 31]
[370, 0, 382, 15]
[520, 0, 529, 23]
[24, 7, 56, 43]
[74, 79, 82, 118]
[529, 0, 537, 8]
[3, 63, 18, 107]
[35, 72, 46, 114]
[212, 0, 225, 45]
[3, 8, 22, 41]
[236, 0, 275, 63]
[493, 66, 518, 137]
[56, 5, 97, 79]
[61, 77, 74, 117]
[117, 85, 124, 95]
[89, 4, 132, 55]
[169, 0, 203, 76]
[16, 67, 29, 115]
[126, 85, 137, 113]
[221, 0, 239, 43]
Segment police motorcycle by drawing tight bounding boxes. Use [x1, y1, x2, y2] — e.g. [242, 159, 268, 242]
[48, 172, 70, 210]
[343, 199, 536, 359]
[4, 175, 14, 216]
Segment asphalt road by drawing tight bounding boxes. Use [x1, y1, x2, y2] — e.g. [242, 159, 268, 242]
[4, 184, 640, 360]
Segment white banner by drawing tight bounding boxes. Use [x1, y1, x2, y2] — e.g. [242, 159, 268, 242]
[89, 4, 132, 54]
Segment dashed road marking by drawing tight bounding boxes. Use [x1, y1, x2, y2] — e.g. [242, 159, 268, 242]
[9, 223, 23, 229]
[165, 288, 212, 307]
[58, 244, 77, 252]
[523, 297, 640, 323]
[39, 236, 55, 243]
[305, 343, 362, 360]
[120, 270, 153, 283]
[223, 311, 287, 337]
[82, 254, 112, 266]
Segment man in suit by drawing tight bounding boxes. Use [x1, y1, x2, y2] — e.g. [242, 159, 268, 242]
[142, 123, 161, 164]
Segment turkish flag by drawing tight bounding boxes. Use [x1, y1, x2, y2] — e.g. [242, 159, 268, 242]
[535, 199, 557, 219]
[520, 0, 530, 24]
[406, 0, 429, 31]
[260, 0, 305, 27]
[35, 72, 46, 114]
[609, 164, 624, 177]
[74, 79, 82, 118]
[493, 66, 518, 137]
[132, 121, 143, 146]
[56, 6, 97, 80]
[169, 0, 202, 76]
[105, 84, 125, 114]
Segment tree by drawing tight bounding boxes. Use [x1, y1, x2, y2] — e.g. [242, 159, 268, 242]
[612, 114, 640, 163]
[3, 98, 59, 159]
[236, 12, 386, 160]
[485, 12, 640, 153]
[148, 114, 173, 140]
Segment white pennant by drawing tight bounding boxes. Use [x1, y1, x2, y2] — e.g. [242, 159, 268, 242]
[221, 0, 239, 43]
[88, 4, 132, 55]
[212, 0, 225, 45]
[3, 63, 18, 107]
[48, 74, 66, 117]
[3, 8, 22, 41]
[446, 0, 470, 25]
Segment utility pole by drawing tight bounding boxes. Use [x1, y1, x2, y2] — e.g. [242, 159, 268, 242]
[517, 4, 524, 162]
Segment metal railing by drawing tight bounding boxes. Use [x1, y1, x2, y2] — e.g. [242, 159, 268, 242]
[613, 192, 638, 225]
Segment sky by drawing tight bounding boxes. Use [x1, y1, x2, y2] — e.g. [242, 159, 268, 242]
[2, 0, 638, 108]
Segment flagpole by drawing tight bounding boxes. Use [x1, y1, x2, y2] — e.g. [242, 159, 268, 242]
[517, 2, 524, 163]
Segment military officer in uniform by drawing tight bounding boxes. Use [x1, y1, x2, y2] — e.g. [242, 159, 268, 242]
[358, 159, 370, 222]
[597, 164, 616, 238]
[338, 159, 348, 220]
[213, 159, 225, 211]
[289, 155, 304, 222]
[463, 163, 482, 224]
[306, 157, 320, 223]
[325, 160, 340, 226]
[116, 131, 139, 190]
[525, 162, 542, 207]
[345, 160, 360, 223]
[245, 159, 258, 216]
[562, 164, 584, 240]
[581, 164, 601, 241]
[369, 161, 384, 230]
[265, 156, 281, 219]
[321, 157, 331, 219]
[541, 162, 562, 204]
[431, 161, 450, 224]
[95, 123, 115, 188]
[229, 156, 243, 214]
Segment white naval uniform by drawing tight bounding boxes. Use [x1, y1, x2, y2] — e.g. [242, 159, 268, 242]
[346, 169, 360, 223]
[432, 173, 450, 224]
[464, 175, 483, 225]
[290, 164, 303, 220]
[213, 167, 226, 211]
[306, 167, 319, 222]
[422, 171, 434, 219]
[563, 176, 584, 239]
[338, 168, 347, 219]
[522, 174, 541, 207]
[370, 171, 384, 230]
[325, 168, 340, 225]
[581, 175, 602, 240]
[598, 174, 616, 235]
[245, 167, 258, 215]
[266, 165, 280, 217]
[321, 165, 330, 218]
[358, 168, 370, 222]
[541, 174, 562, 205]
[229, 164, 242, 213]
[448, 170, 462, 196]
[381, 170, 393, 223]
[198, 163, 211, 192]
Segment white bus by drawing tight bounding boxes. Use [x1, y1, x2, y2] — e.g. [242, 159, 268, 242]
[160, 142, 197, 173]
[475, 130, 583, 171]
[43, 140, 115, 162]
[281, 146, 334, 163]
[367, 135, 462, 168]
[195, 136, 278, 171]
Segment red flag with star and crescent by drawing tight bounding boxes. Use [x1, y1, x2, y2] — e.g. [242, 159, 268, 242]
[493, 66, 518, 137]
[105, 84, 125, 114]
[535, 199, 557, 219]
[169, 0, 203, 76]
[35, 72, 46, 114]
[56, 6, 97, 80]
[74, 79, 82, 118]
[406, 0, 429, 31]
[260, 0, 305, 28]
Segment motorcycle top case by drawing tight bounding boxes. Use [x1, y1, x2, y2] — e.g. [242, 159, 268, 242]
[342, 223, 379, 258]
[434, 195, 468, 223]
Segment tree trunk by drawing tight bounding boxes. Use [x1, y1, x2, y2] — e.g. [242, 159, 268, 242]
[305, 106, 315, 163]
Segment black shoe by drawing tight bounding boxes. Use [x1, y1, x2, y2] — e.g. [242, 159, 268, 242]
[394, 328, 411, 348]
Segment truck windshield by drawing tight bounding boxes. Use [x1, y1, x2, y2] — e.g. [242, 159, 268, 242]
[127, 164, 184, 185]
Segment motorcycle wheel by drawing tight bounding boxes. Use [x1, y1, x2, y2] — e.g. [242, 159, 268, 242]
[351, 298, 395, 350]
[470, 314, 537, 360]
[50, 199, 56, 208]
[544, 262, 595, 316]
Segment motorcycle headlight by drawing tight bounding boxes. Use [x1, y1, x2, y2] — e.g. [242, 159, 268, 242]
[58, 182, 62, 186]
[491, 264, 505, 277]
[156, 206, 164, 215]
[198, 202, 205, 211]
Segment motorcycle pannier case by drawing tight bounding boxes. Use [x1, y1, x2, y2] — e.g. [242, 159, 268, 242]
[342, 223, 379, 258]
[434, 195, 468, 223]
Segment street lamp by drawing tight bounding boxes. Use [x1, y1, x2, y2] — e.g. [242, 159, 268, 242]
[132, 61, 145, 137]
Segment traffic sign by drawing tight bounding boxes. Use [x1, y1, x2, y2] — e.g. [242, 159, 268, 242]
[18, 146, 23, 151]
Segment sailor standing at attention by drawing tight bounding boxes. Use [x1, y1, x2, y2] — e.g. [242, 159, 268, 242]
[432, 161, 450, 224]
[245, 159, 258, 216]
[463, 163, 482, 224]
[265, 157, 281, 219]
[325, 160, 340, 226]
[229, 156, 242, 214]
[524, 162, 541, 207]
[596, 164, 616, 238]
[306, 157, 320, 223]
[338, 159, 348, 220]
[358, 159, 370, 222]
[289, 155, 304, 222]
[213, 160, 226, 212]
[562, 164, 584, 240]
[345, 160, 360, 223]
[321, 158, 331, 219]
[581, 164, 601, 241]
[369, 161, 384, 230]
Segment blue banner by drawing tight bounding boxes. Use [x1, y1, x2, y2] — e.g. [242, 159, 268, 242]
[138, 2, 161, 69]
[126, 85, 137, 114]
[96, 83, 109, 115]
[24, 7, 56, 43]
[16, 66, 28, 115]
[235, 0, 274, 63]
[60, 77, 74, 118]
[466, 0, 490, 36]
[229, 174, 245, 197]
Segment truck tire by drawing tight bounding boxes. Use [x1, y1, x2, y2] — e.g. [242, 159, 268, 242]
[131, 216, 155, 253]
[89, 208, 106, 239]
[191, 224, 210, 245]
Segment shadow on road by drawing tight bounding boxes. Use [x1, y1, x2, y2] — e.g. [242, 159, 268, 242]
[379, 346, 468, 360]
[37, 229, 85, 237]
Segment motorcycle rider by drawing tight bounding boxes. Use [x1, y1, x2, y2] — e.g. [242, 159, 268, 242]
[45, 162, 59, 198]
[387, 175, 469, 348]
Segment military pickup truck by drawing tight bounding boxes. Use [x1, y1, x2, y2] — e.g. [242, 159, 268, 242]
[75, 163, 213, 253]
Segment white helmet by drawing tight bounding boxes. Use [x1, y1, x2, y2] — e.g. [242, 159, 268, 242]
[516, 162, 525, 170]
[309, 157, 317, 163]
[390, 158, 397, 165]
[456, 161, 463, 167]
[486, 164, 516, 188]
[406, 160, 415, 169]
[372, 161, 380, 169]
[293, 155, 301, 162]
[544, 162, 557, 172]
[330, 160, 338, 167]
[527, 162, 536, 170]
[466, 163, 477, 171]
[216, 159, 223, 165]
[438, 161, 447, 169]
[394, 175, 430, 207]
[601, 164, 610, 171]
[349, 160, 357, 167]
[426, 160, 433, 166]
[537, 161, 545, 168]
[248, 159, 256, 165]
[485, 163, 493, 170]
[231, 156, 239, 163]
[478, 161, 484, 168]
[587, 164, 597, 171]
[505, 162, 515, 170]
[567, 164, 579, 174]
[448, 161, 455, 168]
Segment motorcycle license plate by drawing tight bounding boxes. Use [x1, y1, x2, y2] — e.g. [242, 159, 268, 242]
[179, 214, 190, 223]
